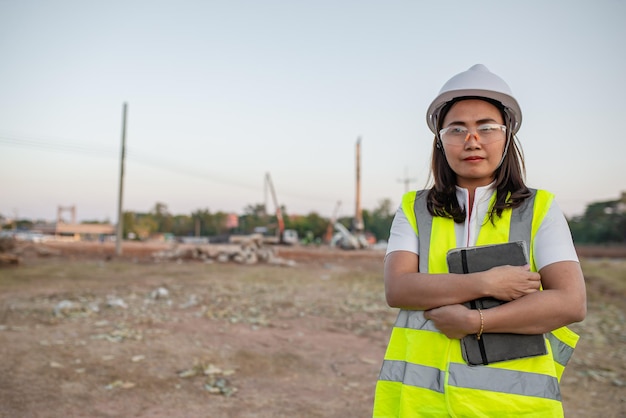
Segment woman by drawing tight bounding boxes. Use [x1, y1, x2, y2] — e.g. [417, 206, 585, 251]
[373, 64, 586, 417]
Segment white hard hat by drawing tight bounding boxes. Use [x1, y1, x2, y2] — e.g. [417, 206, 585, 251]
[426, 64, 522, 134]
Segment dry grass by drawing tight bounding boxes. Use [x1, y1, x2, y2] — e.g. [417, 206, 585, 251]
[580, 258, 626, 295]
[0, 247, 624, 417]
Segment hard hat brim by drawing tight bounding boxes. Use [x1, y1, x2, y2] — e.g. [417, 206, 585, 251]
[427, 88, 522, 135]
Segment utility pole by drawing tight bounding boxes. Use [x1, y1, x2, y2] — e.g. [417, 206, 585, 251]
[265, 172, 285, 242]
[354, 137, 364, 233]
[115, 103, 127, 256]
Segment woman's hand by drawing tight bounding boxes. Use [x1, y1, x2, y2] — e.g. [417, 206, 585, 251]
[383, 254, 541, 311]
[424, 304, 478, 339]
[423, 265, 542, 339]
[482, 265, 541, 301]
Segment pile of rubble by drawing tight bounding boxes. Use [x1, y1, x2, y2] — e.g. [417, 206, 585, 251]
[151, 234, 295, 266]
[0, 236, 61, 265]
[0, 236, 19, 265]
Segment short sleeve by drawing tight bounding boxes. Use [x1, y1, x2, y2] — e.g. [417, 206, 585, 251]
[385, 206, 419, 257]
[533, 199, 579, 270]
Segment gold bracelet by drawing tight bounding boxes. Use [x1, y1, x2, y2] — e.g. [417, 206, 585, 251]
[476, 307, 484, 340]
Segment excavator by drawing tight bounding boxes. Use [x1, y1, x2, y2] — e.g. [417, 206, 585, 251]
[325, 200, 369, 250]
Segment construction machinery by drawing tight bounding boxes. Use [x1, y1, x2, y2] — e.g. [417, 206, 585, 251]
[264, 172, 298, 245]
[330, 221, 369, 250]
[328, 138, 370, 250]
[324, 200, 342, 244]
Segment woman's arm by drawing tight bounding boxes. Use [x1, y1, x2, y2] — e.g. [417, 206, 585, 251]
[424, 199, 587, 337]
[424, 260, 586, 338]
[480, 260, 586, 334]
[384, 250, 542, 311]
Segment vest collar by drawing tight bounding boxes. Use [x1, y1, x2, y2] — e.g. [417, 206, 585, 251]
[455, 182, 496, 212]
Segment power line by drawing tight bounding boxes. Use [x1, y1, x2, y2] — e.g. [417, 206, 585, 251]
[0, 131, 341, 207]
[0, 135, 117, 159]
[0, 133, 256, 189]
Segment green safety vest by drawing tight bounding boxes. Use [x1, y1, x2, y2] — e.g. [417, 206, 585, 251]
[373, 189, 579, 417]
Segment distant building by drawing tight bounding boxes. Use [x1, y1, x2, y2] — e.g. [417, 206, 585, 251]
[37, 222, 115, 241]
[34, 205, 115, 241]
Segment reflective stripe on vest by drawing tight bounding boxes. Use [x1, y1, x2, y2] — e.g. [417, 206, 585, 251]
[379, 360, 445, 393]
[374, 189, 579, 417]
[378, 359, 558, 400]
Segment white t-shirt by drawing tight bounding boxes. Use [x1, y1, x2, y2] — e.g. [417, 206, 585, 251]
[386, 184, 579, 271]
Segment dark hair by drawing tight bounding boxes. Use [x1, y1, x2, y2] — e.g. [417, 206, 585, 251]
[426, 97, 531, 223]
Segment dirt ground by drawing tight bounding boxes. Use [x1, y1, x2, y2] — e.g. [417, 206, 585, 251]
[0, 241, 624, 418]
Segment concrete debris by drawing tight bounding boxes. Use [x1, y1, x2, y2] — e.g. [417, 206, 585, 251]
[150, 287, 170, 300]
[151, 234, 295, 266]
[0, 237, 19, 265]
[205, 376, 237, 396]
[177, 361, 237, 397]
[106, 297, 128, 309]
[54, 300, 87, 317]
[54, 300, 77, 316]
[0, 236, 61, 265]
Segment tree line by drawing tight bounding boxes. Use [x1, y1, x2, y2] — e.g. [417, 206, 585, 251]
[568, 194, 626, 244]
[121, 199, 396, 244]
[120, 193, 626, 245]
[2, 193, 624, 245]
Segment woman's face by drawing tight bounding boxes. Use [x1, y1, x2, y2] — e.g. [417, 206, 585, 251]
[440, 99, 506, 190]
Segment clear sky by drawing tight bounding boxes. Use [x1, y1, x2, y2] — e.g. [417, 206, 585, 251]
[1, 0, 625, 223]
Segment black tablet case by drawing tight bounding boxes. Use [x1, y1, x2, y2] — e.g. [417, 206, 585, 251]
[447, 241, 547, 366]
